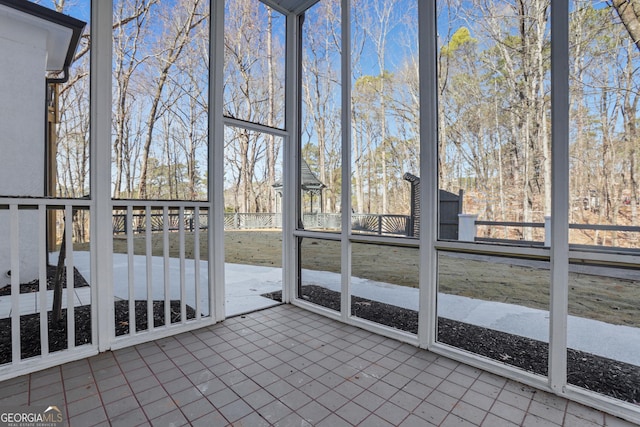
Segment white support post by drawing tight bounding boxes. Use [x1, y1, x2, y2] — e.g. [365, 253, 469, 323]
[418, 0, 439, 348]
[341, 0, 352, 321]
[549, 0, 570, 394]
[458, 214, 478, 242]
[282, 12, 299, 304]
[210, 0, 225, 322]
[545, 216, 552, 247]
[91, 0, 114, 352]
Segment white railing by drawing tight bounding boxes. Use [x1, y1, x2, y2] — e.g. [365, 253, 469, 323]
[0, 198, 97, 379]
[0, 198, 218, 380]
[111, 201, 215, 347]
[458, 214, 549, 244]
[350, 213, 411, 236]
[113, 209, 210, 234]
[223, 212, 281, 229]
[458, 214, 640, 249]
[115, 211, 412, 236]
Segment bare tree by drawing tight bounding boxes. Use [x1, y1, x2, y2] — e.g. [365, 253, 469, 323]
[301, 0, 342, 213]
[112, 0, 157, 198]
[612, 0, 640, 52]
[438, 0, 550, 240]
[223, 0, 284, 212]
[137, 0, 207, 199]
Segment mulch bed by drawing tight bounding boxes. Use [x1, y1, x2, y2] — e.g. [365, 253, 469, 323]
[0, 301, 196, 365]
[114, 300, 197, 336]
[0, 265, 88, 295]
[0, 266, 195, 364]
[263, 284, 640, 405]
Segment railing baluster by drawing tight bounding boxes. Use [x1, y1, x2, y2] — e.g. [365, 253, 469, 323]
[65, 205, 75, 350]
[38, 206, 48, 356]
[126, 206, 135, 335]
[163, 207, 170, 327]
[179, 207, 186, 324]
[10, 205, 20, 363]
[146, 207, 154, 332]
[194, 207, 201, 320]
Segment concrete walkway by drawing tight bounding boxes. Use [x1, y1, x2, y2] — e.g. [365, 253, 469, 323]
[2, 252, 639, 366]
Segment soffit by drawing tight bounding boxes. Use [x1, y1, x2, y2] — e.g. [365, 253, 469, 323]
[0, 0, 85, 72]
[261, 0, 319, 15]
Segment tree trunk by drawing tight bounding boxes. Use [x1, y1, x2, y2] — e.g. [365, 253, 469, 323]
[138, 0, 204, 198]
[613, 0, 640, 52]
[266, 9, 276, 213]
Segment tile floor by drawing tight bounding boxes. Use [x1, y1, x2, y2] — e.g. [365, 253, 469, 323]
[0, 304, 636, 426]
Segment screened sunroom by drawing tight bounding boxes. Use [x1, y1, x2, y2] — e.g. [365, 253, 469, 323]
[0, 0, 639, 424]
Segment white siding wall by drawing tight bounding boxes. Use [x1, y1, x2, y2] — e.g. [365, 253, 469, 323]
[0, 16, 48, 284]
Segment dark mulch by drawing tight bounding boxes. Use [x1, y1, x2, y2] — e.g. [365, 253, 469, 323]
[0, 265, 197, 364]
[114, 300, 197, 336]
[0, 300, 196, 365]
[263, 284, 640, 405]
[0, 266, 88, 295]
[0, 306, 92, 363]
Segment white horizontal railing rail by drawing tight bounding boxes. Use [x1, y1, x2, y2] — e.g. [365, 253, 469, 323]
[459, 214, 640, 252]
[458, 215, 549, 245]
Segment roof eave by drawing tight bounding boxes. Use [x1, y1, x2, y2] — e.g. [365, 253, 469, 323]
[0, 0, 86, 74]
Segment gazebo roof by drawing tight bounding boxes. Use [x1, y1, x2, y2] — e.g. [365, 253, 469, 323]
[403, 172, 420, 184]
[273, 158, 326, 192]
